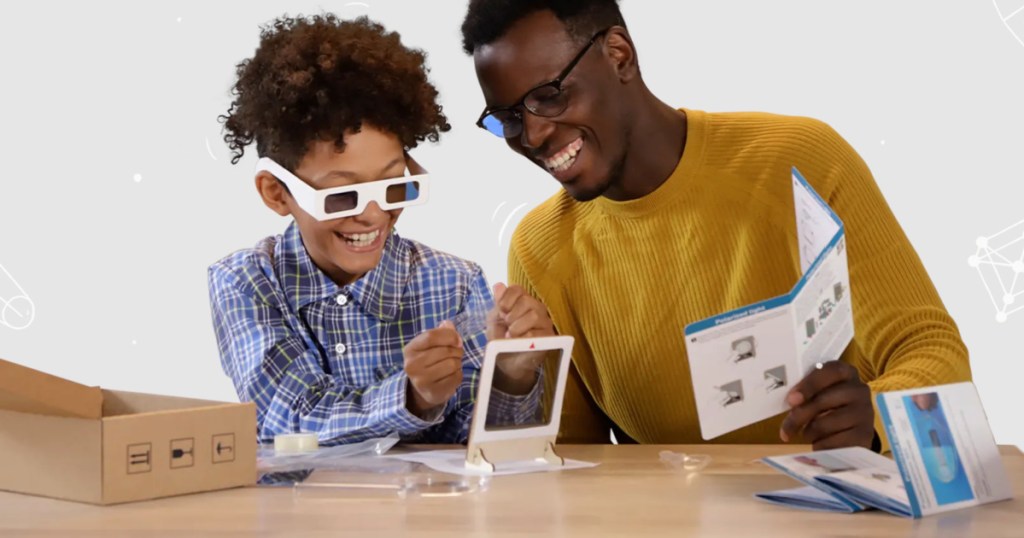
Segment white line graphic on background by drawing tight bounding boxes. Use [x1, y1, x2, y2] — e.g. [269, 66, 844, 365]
[341, 2, 370, 18]
[0, 263, 35, 331]
[493, 202, 528, 247]
[968, 218, 1024, 323]
[205, 137, 218, 161]
[994, 0, 1024, 49]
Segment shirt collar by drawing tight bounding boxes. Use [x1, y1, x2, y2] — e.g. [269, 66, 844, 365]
[277, 221, 411, 321]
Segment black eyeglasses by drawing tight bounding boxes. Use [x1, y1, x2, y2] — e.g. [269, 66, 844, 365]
[476, 28, 610, 139]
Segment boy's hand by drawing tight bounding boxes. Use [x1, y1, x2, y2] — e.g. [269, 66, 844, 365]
[487, 283, 555, 340]
[779, 361, 875, 450]
[487, 283, 556, 395]
[403, 320, 463, 419]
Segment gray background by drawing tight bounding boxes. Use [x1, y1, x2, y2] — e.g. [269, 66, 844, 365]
[1, 1, 1022, 448]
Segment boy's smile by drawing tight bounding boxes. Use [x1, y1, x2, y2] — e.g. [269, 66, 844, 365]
[336, 227, 385, 251]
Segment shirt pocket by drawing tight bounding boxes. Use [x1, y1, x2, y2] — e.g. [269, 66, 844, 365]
[333, 337, 406, 387]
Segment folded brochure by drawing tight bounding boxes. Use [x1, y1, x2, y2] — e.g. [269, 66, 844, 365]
[684, 167, 854, 440]
[757, 382, 1013, 518]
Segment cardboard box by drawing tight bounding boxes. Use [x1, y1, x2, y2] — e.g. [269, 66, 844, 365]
[0, 357, 256, 505]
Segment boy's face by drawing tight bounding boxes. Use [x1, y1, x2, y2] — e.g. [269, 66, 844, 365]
[260, 125, 408, 285]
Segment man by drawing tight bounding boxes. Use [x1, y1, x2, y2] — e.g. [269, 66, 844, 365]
[460, 0, 971, 450]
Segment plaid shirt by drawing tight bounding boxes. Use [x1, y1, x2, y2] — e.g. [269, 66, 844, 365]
[209, 222, 540, 445]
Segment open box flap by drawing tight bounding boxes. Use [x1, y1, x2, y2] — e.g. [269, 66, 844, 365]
[0, 357, 103, 419]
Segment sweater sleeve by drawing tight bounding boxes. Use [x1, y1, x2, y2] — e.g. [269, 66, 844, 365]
[816, 123, 972, 450]
[508, 234, 613, 444]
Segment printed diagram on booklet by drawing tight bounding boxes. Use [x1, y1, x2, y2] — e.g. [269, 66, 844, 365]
[727, 336, 757, 364]
[805, 281, 846, 341]
[712, 380, 744, 408]
[763, 366, 787, 393]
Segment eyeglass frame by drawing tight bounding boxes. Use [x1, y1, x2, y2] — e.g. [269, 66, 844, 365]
[475, 27, 612, 139]
[255, 157, 431, 221]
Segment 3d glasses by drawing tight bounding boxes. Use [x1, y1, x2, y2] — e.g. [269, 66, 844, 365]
[256, 157, 430, 221]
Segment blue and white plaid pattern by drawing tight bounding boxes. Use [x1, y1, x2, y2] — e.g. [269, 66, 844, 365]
[209, 222, 540, 445]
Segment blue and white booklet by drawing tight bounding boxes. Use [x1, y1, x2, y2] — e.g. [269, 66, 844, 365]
[757, 382, 1013, 518]
[684, 167, 854, 440]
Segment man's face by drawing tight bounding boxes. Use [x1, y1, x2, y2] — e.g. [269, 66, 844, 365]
[286, 126, 407, 285]
[473, 10, 629, 202]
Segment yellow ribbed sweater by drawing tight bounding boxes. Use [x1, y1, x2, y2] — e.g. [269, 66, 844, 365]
[509, 109, 971, 445]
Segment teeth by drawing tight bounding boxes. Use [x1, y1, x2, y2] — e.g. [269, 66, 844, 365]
[342, 229, 381, 247]
[544, 138, 583, 172]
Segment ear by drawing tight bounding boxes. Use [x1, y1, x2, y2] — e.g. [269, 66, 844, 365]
[404, 150, 429, 176]
[603, 27, 639, 83]
[255, 171, 292, 217]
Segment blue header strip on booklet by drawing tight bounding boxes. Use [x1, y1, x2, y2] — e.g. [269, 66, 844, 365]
[684, 167, 844, 336]
[877, 394, 924, 518]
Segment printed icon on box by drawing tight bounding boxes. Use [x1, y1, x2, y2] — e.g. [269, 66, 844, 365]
[833, 282, 844, 302]
[170, 438, 195, 469]
[805, 318, 816, 339]
[212, 433, 235, 464]
[127, 443, 152, 474]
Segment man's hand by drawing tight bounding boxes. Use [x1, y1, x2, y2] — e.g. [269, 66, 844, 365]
[779, 361, 875, 450]
[403, 320, 463, 419]
[486, 283, 556, 394]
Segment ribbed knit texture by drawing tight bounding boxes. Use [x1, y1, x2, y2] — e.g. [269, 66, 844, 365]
[509, 109, 971, 445]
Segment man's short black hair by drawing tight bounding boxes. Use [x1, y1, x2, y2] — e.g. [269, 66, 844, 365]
[460, 0, 625, 54]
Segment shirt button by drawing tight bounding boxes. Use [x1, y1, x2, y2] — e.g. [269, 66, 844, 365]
[335, 343, 347, 355]
[335, 294, 349, 306]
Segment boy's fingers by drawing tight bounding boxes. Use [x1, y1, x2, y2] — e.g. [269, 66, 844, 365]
[507, 310, 541, 338]
[406, 324, 461, 351]
[497, 285, 526, 312]
[493, 282, 508, 303]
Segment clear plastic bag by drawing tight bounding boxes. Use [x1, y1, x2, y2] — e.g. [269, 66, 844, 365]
[292, 469, 490, 500]
[659, 450, 712, 472]
[257, 433, 489, 499]
[257, 433, 401, 474]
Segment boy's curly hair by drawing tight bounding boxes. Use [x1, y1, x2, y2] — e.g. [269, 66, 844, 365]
[221, 14, 450, 170]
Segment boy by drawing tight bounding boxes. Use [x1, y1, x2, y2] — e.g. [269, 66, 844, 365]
[210, 14, 554, 445]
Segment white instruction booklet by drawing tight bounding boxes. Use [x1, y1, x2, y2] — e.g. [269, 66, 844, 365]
[684, 167, 855, 440]
[757, 382, 1013, 518]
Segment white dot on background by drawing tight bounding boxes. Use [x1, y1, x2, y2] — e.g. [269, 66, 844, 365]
[133, 173, 142, 183]
[976, 236, 988, 249]
[177, 17, 182, 23]
[1004, 294, 1015, 305]
[1014, 261, 1024, 274]
[880, 140, 886, 146]
[132, 340, 137, 345]
[968, 255, 980, 267]
[997, 312, 1008, 323]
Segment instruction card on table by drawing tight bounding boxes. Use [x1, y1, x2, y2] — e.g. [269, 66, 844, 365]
[684, 167, 854, 440]
[756, 382, 1012, 518]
